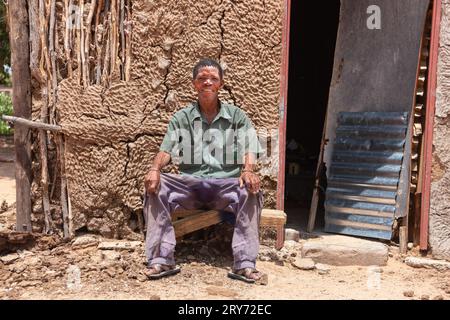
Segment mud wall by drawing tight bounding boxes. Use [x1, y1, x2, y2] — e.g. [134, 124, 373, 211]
[46, 0, 283, 238]
[430, 1, 450, 260]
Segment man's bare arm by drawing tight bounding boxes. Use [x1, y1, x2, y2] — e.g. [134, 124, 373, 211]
[150, 151, 171, 170]
[239, 152, 260, 193]
[144, 151, 171, 193]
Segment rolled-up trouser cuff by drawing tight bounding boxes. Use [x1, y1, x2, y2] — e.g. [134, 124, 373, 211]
[149, 257, 175, 266]
[233, 260, 256, 271]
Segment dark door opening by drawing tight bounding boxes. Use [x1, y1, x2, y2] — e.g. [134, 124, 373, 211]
[285, 0, 340, 231]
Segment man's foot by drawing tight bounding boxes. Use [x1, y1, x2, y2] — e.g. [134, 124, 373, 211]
[144, 264, 181, 280]
[228, 268, 268, 285]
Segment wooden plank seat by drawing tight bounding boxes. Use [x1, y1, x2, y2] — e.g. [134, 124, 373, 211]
[172, 209, 287, 250]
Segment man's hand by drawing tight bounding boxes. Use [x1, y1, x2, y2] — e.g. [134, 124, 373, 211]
[239, 171, 260, 194]
[144, 170, 161, 194]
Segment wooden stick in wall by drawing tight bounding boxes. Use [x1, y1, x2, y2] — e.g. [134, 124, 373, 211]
[124, 0, 131, 81]
[80, 0, 87, 87]
[84, 0, 97, 86]
[57, 135, 70, 239]
[64, 0, 73, 78]
[94, 0, 105, 84]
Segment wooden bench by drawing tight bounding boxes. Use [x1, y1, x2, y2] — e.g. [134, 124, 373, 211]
[172, 209, 287, 250]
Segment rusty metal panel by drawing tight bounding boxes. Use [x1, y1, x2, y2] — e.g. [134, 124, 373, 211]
[325, 112, 409, 240]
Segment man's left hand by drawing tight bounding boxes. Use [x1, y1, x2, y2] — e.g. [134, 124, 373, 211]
[239, 171, 260, 194]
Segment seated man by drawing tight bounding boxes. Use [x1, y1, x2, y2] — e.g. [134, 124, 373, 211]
[143, 58, 264, 283]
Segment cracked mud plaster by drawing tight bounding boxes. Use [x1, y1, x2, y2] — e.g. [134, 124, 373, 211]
[430, 0, 450, 260]
[55, 0, 283, 238]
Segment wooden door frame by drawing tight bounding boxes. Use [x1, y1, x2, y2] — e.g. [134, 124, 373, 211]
[276, 0, 291, 210]
[420, 0, 442, 251]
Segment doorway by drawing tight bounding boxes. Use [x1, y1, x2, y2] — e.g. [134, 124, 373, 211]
[284, 0, 340, 231]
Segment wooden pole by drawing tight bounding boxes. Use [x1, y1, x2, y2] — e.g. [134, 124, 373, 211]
[8, 0, 33, 232]
[2, 115, 62, 132]
[28, 1, 43, 85]
[84, 0, 97, 86]
[57, 135, 70, 238]
[64, 0, 73, 78]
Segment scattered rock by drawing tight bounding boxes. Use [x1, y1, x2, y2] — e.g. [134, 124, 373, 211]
[403, 290, 414, 297]
[316, 263, 331, 275]
[285, 229, 300, 242]
[24, 256, 41, 267]
[256, 273, 269, 286]
[433, 295, 444, 300]
[101, 251, 121, 261]
[368, 266, 383, 273]
[302, 235, 388, 266]
[105, 268, 116, 278]
[149, 295, 161, 300]
[206, 286, 238, 298]
[404, 256, 450, 271]
[420, 294, 430, 300]
[72, 235, 99, 249]
[137, 274, 147, 282]
[18, 281, 41, 288]
[291, 258, 315, 270]
[0, 253, 19, 265]
[8, 262, 27, 273]
[98, 241, 142, 251]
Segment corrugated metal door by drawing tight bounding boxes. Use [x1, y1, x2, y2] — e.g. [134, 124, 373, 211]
[325, 112, 408, 240]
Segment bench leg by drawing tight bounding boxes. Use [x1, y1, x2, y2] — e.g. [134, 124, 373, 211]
[275, 224, 285, 250]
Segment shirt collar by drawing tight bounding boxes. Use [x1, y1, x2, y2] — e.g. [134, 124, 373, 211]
[190, 100, 232, 123]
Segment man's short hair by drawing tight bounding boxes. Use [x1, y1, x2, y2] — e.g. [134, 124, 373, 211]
[193, 58, 223, 80]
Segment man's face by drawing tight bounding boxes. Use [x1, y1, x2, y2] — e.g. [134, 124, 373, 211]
[192, 66, 224, 102]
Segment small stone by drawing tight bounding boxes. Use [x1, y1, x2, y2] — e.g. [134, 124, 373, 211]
[368, 266, 383, 273]
[0, 253, 19, 265]
[149, 295, 160, 300]
[420, 294, 430, 300]
[18, 280, 41, 288]
[407, 243, 414, 250]
[72, 235, 99, 249]
[24, 257, 41, 267]
[256, 273, 269, 286]
[291, 258, 315, 270]
[404, 256, 450, 271]
[98, 241, 142, 251]
[285, 229, 300, 242]
[433, 295, 444, 300]
[101, 251, 121, 261]
[137, 274, 147, 282]
[315, 263, 331, 275]
[259, 256, 270, 262]
[105, 268, 116, 278]
[403, 290, 414, 297]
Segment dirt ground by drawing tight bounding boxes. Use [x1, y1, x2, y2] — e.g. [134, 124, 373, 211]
[1, 136, 450, 300]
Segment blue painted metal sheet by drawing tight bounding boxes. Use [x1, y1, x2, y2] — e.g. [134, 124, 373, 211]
[325, 112, 409, 240]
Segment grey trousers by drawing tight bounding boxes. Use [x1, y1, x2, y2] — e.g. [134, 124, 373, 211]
[143, 173, 263, 270]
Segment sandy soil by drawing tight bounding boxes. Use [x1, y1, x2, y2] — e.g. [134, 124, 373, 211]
[1, 136, 450, 300]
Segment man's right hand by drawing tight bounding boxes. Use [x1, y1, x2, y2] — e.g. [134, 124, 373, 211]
[144, 170, 161, 194]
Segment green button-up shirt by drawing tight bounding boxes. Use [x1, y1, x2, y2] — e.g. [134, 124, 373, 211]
[160, 101, 260, 178]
